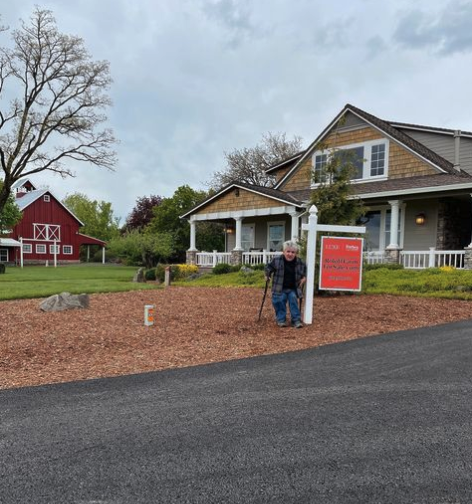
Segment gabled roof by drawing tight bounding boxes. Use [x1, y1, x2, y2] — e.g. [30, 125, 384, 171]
[181, 181, 304, 219]
[275, 103, 464, 190]
[15, 189, 85, 226]
[265, 151, 306, 174]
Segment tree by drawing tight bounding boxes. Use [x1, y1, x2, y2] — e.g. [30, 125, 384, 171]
[106, 230, 173, 268]
[125, 195, 163, 231]
[62, 193, 120, 241]
[0, 182, 21, 233]
[146, 185, 224, 261]
[0, 8, 117, 215]
[208, 132, 303, 189]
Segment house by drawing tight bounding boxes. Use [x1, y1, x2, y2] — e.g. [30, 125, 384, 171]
[0, 179, 106, 265]
[182, 104, 472, 270]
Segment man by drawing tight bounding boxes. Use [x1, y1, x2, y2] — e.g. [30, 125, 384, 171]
[264, 240, 307, 328]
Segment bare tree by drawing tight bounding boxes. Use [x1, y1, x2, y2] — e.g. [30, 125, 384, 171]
[208, 132, 303, 190]
[0, 8, 117, 213]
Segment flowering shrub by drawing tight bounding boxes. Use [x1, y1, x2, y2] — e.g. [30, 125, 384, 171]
[155, 263, 199, 282]
[439, 265, 456, 273]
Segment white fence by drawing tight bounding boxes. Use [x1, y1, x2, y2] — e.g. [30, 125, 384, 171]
[197, 248, 466, 269]
[400, 249, 465, 269]
[363, 251, 386, 265]
[196, 250, 282, 268]
[196, 251, 231, 267]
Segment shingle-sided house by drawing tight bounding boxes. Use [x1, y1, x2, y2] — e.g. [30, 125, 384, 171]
[0, 179, 106, 265]
[182, 104, 472, 270]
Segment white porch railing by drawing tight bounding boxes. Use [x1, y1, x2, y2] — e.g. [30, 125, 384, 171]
[197, 248, 466, 269]
[400, 249, 465, 269]
[242, 251, 282, 265]
[363, 251, 386, 265]
[195, 250, 282, 268]
[196, 251, 231, 267]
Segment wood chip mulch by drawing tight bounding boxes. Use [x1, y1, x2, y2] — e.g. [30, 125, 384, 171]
[2, 287, 472, 390]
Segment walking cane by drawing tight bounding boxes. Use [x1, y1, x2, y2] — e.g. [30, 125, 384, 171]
[298, 282, 305, 316]
[258, 278, 270, 321]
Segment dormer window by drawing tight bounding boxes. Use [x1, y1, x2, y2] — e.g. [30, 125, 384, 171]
[312, 139, 389, 184]
[43, 195, 50, 202]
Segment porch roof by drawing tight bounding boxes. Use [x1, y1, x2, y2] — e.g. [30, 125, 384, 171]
[0, 238, 22, 247]
[181, 181, 304, 219]
[286, 172, 472, 203]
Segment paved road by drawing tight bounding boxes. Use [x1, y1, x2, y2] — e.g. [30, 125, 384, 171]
[2, 320, 472, 503]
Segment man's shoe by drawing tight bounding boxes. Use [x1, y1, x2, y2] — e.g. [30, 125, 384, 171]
[293, 320, 303, 329]
[277, 321, 288, 327]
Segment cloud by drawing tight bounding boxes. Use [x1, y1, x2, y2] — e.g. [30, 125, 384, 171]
[394, 0, 472, 55]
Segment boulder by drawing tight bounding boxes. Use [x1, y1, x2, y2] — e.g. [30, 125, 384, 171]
[133, 267, 145, 283]
[39, 292, 90, 312]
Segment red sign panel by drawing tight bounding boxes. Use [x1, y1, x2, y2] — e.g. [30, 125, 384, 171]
[319, 237, 363, 291]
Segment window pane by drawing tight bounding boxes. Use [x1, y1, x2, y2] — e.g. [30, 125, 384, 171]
[363, 211, 381, 250]
[241, 225, 254, 252]
[314, 154, 327, 183]
[371, 144, 385, 176]
[335, 147, 364, 179]
[268, 224, 284, 251]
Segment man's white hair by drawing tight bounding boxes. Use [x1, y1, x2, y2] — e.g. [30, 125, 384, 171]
[283, 240, 299, 252]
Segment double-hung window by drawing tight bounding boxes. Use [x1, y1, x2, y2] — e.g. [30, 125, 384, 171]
[312, 139, 389, 183]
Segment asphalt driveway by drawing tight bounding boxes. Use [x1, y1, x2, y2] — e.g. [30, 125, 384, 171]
[2, 320, 472, 503]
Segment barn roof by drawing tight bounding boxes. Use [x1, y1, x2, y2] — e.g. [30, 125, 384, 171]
[15, 189, 84, 226]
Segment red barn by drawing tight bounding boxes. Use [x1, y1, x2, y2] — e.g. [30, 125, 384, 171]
[0, 179, 106, 265]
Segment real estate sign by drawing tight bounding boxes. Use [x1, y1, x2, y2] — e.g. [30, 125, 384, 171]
[319, 236, 363, 291]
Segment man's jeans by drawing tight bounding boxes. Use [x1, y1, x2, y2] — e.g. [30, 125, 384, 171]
[272, 289, 301, 324]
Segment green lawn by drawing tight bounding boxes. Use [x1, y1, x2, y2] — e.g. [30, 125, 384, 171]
[3, 263, 472, 302]
[0, 264, 161, 301]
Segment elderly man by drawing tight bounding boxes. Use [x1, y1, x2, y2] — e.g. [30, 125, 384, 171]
[264, 240, 307, 328]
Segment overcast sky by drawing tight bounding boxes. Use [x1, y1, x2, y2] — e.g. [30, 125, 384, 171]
[3, 0, 472, 222]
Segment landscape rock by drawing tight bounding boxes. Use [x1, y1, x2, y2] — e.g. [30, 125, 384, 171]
[39, 292, 90, 312]
[240, 266, 254, 274]
[133, 267, 145, 283]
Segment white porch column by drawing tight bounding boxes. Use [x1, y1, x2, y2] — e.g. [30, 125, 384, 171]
[189, 218, 197, 251]
[387, 200, 401, 249]
[469, 194, 472, 247]
[289, 210, 300, 242]
[234, 217, 243, 250]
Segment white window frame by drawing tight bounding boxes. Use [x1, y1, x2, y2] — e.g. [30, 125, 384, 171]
[36, 244, 47, 254]
[0, 248, 8, 262]
[267, 221, 286, 252]
[63, 245, 73, 255]
[241, 223, 255, 252]
[33, 224, 61, 241]
[363, 204, 405, 251]
[312, 139, 389, 186]
[43, 194, 50, 202]
[50, 244, 60, 254]
[22, 243, 32, 254]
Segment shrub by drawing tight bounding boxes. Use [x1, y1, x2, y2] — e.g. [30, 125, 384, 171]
[145, 269, 156, 281]
[0, 264, 5, 274]
[363, 263, 404, 271]
[155, 263, 199, 282]
[175, 264, 199, 279]
[213, 263, 233, 275]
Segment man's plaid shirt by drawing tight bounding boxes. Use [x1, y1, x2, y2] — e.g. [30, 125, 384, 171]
[265, 255, 307, 296]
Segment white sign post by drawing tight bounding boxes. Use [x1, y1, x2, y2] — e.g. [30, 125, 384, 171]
[301, 205, 366, 325]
